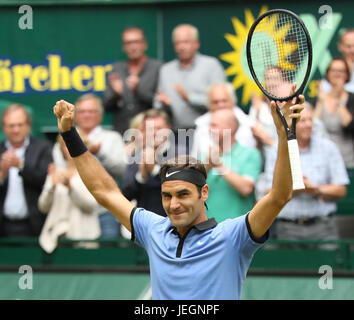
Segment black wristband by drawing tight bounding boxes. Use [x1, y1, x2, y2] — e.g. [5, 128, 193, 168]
[60, 127, 88, 157]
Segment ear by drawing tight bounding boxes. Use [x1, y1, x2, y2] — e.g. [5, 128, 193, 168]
[201, 184, 209, 202]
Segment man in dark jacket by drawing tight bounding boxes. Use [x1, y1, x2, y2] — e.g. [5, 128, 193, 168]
[103, 27, 162, 135]
[0, 104, 52, 237]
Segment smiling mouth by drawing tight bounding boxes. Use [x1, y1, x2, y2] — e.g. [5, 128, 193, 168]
[170, 211, 185, 216]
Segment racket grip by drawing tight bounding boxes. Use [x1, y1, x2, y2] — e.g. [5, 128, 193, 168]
[287, 139, 305, 190]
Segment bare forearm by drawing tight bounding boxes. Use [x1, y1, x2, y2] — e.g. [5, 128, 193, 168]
[319, 185, 347, 201]
[248, 132, 292, 239]
[73, 151, 121, 203]
[269, 131, 292, 206]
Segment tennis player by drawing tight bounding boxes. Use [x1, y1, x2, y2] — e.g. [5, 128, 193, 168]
[53, 95, 304, 300]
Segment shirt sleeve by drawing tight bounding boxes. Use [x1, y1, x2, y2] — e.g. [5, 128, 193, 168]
[130, 207, 165, 249]
[222, 213, 268, 259]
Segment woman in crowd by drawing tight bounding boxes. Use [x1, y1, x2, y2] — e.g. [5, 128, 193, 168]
[38, 133, 100, 253]
[312, 57, 354, 168]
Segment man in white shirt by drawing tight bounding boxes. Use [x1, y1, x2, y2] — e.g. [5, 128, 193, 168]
[191, 82, 256, 158]
[0, 104, 53, 237]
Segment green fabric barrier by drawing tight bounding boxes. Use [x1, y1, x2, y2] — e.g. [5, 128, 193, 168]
[0, 272, 151, 300]
[1, 271, 354, 300]
[241, 276, 354, 300]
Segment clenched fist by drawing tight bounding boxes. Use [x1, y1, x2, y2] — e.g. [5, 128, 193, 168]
[53, 100, 75, 132]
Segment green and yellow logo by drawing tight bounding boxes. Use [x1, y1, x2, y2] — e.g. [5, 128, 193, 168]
[220, 6, 343, 105]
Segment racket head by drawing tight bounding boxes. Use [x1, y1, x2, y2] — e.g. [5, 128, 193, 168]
[246, 9, 312, 101]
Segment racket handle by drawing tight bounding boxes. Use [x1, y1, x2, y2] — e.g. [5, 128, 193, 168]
[287, 139, 305, 190]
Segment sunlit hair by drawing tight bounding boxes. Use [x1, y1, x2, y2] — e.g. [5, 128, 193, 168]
[172, 24, 199, 42]
[129, 111, 146, 130]
[207, 82, 237, 106]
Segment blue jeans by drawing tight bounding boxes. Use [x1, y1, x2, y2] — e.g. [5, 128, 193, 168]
[99, 211, 120, 238]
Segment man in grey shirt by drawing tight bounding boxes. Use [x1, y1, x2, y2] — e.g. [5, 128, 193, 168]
[154, 24, 226, 130]
[104, 27, 162, 135]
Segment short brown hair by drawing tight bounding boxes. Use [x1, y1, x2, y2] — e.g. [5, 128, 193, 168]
[75, 93, 104, 114]
[325, 57, 351, 83]
[143, 108, 172, 127]
[160, 155, 207, 202]
[121, 26, 146, 42]
[159, 154, 207, 182]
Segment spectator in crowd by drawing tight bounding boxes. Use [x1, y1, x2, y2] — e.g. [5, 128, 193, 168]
[53, 94, 127, 238]
[249, 67, 286, 154]
[191, 82, 256, 158]
[338, 29, 354, 91]
[38, 134, 100, 253]
[122, 109, 182, 217]
[203, 108, 262, 222]
[124, 111, 146, 159]
[249, 67, 328, 157]
[104, 26, 162, 135]
[311, 57, 354, 168]
[320, 29, 354, 93]
[154, 24, 226, 130]
[0, 104, 52, 237]
[263, 104, 349, 241]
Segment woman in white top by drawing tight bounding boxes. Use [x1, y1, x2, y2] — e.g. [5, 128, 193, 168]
[38, 134, 100, 253]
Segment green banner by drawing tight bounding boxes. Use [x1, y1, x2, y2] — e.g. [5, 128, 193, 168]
[0, 1, 352, 134]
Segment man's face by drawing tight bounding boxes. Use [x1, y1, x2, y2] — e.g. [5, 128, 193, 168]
[161, 180, 208, 234]
[143, 117, 171, 149]
[122, 29, 147, 61]
[75, 98, 102, 133]
[3, 109, 31, 147]
[208, 86, 233, 112]
[296, 107, 313, 144]
[173, 26, 200, 63]
[264, 67, 283, 96]
[339, 32, 354, 63]
[209, 109, 236, 146]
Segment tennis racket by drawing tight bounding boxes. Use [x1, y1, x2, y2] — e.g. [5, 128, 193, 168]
[246, 9, 312, 190]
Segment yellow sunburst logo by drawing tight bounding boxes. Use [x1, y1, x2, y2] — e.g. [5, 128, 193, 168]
[220, 6, 298, 105]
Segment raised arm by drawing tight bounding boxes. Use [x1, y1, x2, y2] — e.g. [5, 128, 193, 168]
[53, 100, 134, 231]
[248, 95, 305, 238]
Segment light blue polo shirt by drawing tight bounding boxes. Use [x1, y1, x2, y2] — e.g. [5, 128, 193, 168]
[131, 207, 268, 300]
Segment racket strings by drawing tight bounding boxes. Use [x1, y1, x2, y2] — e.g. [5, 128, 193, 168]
[250, 12, 309, 99]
